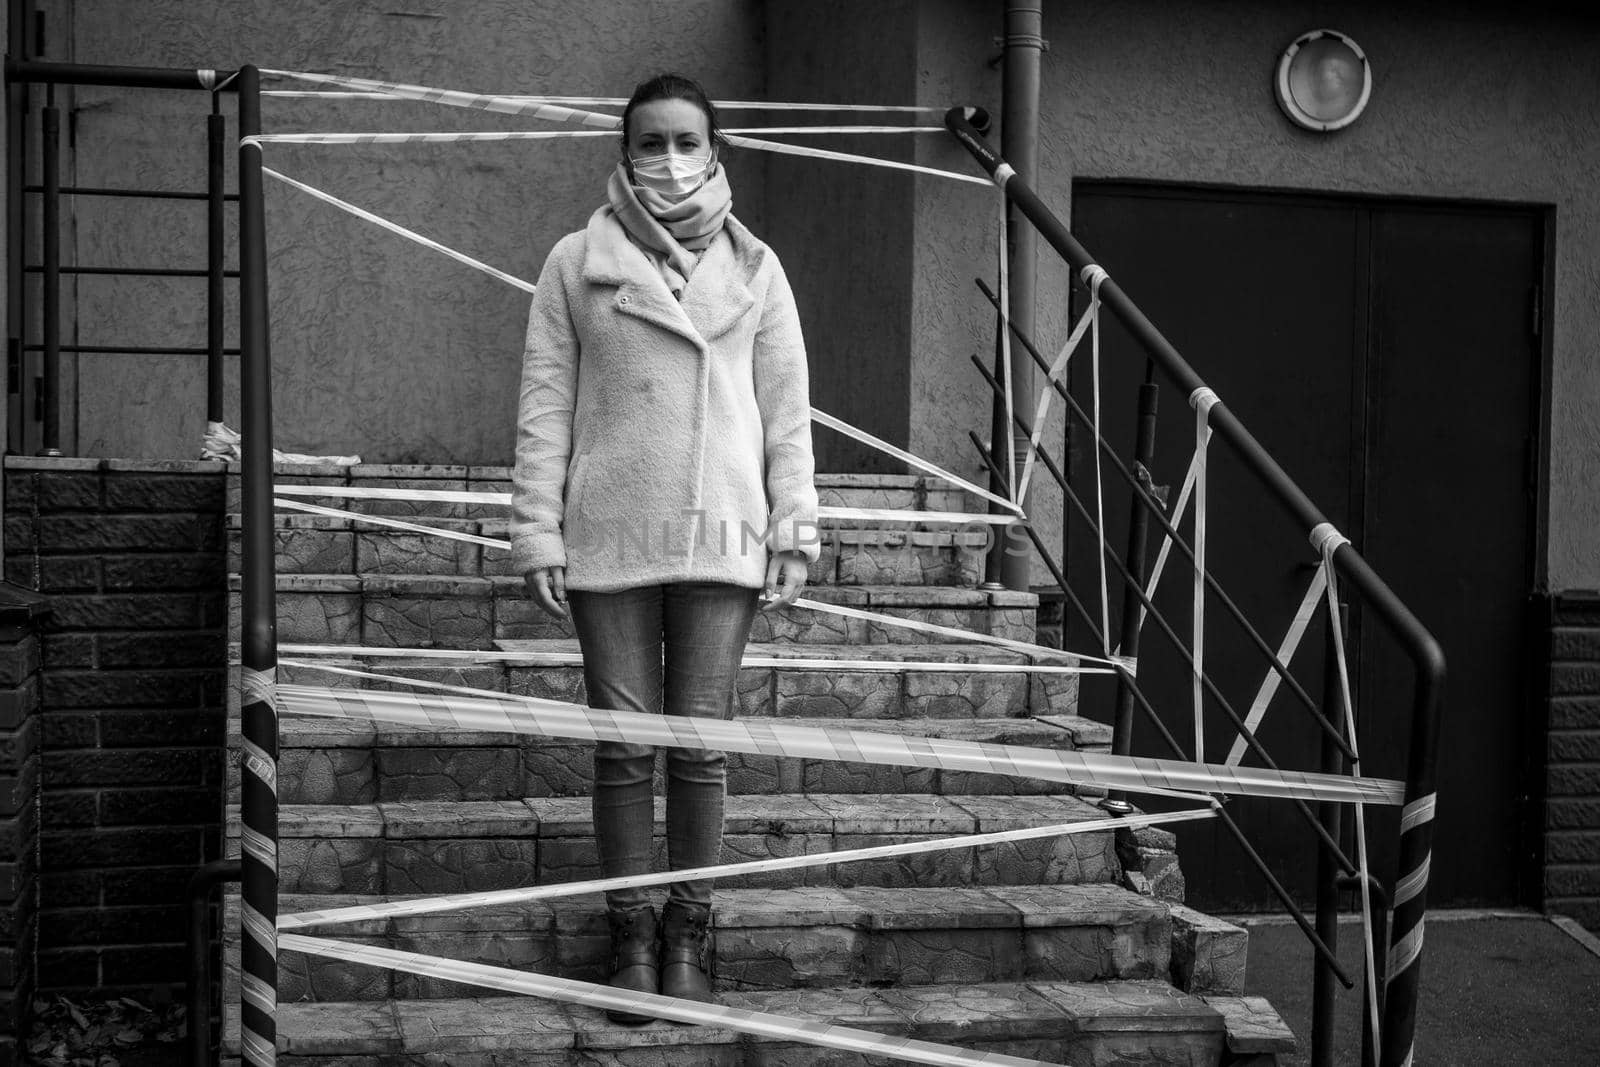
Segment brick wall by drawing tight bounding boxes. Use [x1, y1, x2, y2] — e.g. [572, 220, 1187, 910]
[1549, 592, 1600, 931]
[1, 457, 227, 994]
[0, 585, 49, 1067]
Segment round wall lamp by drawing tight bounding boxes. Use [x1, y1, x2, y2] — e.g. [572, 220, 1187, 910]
[1275, 29, 1372, 132]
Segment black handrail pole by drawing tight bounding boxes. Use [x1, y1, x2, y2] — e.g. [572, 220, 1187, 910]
[24, 183, 240, 201]
[23, 343, 241, 355]
[975, 276, 1357, 763]
[1373, 610, 1443, 1067]
[1106, 373, 1160, 808]
[4, 58, 238, 91]
[207, 99, 225, 427]
[24, 265, 241, 278]
[39, 87, 59, 454]
[236, 63, 279, 1067]
[1311, 605, 1348, 1067]
[946, 107, 1445, 1067]
[186, 858, 241, 1067]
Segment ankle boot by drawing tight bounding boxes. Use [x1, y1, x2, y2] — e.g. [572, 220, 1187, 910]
[604, 904, 659, 1025]
[658, 899, 714, 1015]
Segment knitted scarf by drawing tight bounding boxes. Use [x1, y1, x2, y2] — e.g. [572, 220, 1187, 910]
[605, 159, 733, 297]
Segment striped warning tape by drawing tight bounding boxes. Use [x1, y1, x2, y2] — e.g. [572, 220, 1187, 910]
[259, 67, 623, 126]
[1086, 267, 1112, 660]
[267, 503, 1103, 669]
[276, 808, 1212, 930]
[247, 126, 945, 144]
[1189, 386, 1221, 763]
[272, 676, 1404, 806]
[1117, 425, 1209, 656]
[1313, 521, 1383, 1062]
[271, 481, 1020, 526]
[279, 668, 1208, 802]
[260, 166, 537, 292]
[996, 198, 1016, 503]
[261, 86, 944, 113]
[277, 643, 1103, 675]
[274, 498, 509, 547]
[809, 408, 1023, 516]
[279, 933, 1068, 1067]
[255, 69, 991, 186]
[787, 598, 1122, 668]
[1014, 276, 1099, 505]
[1399, 791, 1436, 835]
[1224, 564, 1327, 767]
[237, 664, 278, 1067]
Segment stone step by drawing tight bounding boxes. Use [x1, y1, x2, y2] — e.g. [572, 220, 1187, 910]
[222, 979, 1279, 1065]
[227, 513, 990, 587]
[234, 713, 1111, 806]
[228, 578, 1039, 648]
[228, 794, 1122, 897]
[225, 882, 1190, 1002]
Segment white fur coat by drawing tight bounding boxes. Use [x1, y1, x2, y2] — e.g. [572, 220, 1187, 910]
[509, 204, 821, 592]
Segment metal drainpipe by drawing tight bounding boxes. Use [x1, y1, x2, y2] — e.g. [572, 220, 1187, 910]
[995, 0, 1043, 594]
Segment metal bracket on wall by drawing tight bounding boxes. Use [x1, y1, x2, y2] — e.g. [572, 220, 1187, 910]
[988, 33, 1050, 69]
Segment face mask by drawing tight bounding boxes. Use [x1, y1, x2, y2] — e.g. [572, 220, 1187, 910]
[629, 150, 714, 202]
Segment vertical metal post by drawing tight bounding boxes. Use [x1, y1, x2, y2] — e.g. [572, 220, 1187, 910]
[206, 99, 225, 429]
[39, 85, 58, 454]
[1372, 570, 1445, 1067]
[1311, 602, 1347, 1067]
[996, 0, 1042, 593]
[235, 63, 278, 1067]
[187, 858, 241, 1067]
[1103, 373, 1159, 811]
[6, 0, 31, 455]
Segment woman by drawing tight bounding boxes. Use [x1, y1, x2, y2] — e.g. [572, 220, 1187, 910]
[509, 72, 821, 1024]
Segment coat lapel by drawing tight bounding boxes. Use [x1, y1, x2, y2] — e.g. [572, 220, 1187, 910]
[581, 207, 760, 353]
[679, 224, 758, 343]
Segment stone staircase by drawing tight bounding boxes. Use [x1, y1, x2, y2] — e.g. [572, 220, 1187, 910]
[220, 464, 1294, 1065]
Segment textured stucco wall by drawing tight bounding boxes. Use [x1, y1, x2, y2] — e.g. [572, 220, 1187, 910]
[54, 0, 768, 467]
[763, 0, 918, 474]
[903, 0, 1600, 591]
[38, 1, 1600, 589]
[911, 0, 1069, 592]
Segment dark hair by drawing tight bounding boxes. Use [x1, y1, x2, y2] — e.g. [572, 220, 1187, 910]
[619, 72, 730, 156]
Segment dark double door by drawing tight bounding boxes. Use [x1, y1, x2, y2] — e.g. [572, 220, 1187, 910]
[1064, 183, 1543, 910]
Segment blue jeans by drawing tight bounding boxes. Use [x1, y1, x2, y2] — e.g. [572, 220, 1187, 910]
[566, 581, 760, 912]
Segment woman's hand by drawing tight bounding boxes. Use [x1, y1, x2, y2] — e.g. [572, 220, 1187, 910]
[760, 550, 809, 612]
[522, 566, 569, 619]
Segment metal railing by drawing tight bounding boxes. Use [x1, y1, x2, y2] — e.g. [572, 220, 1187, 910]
[4, 56, 237, 456]
[1, 55, 1444, 1067]
[945, 107, 1445, 1067]
[3, 56, 246, 1065]
[186, 858, 242, 1067]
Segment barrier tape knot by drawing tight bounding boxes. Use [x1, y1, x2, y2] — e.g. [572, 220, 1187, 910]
[1310, 521, 1350, 558]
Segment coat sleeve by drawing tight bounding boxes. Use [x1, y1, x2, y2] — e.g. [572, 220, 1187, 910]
[751, 254, 822, 565]
[509, 243, 580, 575]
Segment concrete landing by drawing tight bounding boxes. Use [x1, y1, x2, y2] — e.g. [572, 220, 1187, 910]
[1238, 910, 1600, 1066]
